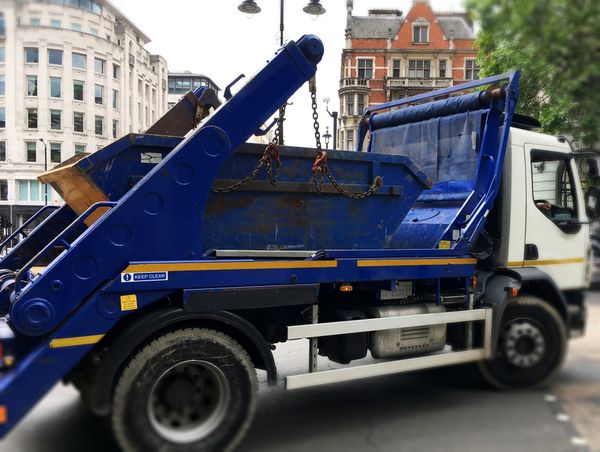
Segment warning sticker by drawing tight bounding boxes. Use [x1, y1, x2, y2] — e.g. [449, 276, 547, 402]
[141, 152, 163, 164]
[121, 272, 168, 283]
[120, 294, 138, 311]
[438, 240, 451, 249]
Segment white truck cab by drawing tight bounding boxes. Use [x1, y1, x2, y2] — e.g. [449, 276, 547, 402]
[499, 127, 591, 291]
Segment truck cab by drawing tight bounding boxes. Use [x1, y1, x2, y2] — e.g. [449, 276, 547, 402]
[490, 128, 590, 336]
[501, 128, 590, 285]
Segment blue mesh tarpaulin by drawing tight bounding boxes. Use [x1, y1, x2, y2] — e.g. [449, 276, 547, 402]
[369, 111, 484, 192]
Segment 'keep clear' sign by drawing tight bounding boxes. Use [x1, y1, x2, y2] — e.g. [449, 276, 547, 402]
[121, 271, 169, 283]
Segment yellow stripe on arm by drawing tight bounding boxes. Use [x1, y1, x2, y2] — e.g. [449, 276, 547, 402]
[50, 334, 105, 348]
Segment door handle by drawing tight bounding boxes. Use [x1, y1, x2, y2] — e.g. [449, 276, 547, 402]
[524, 243, 539, 260]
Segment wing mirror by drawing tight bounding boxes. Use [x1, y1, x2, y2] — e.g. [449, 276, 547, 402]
[585, 185, 600, 219]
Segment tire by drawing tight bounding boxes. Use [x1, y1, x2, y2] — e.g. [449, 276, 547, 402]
[478, 296, 567, 389]
[111, 328, 257, 452]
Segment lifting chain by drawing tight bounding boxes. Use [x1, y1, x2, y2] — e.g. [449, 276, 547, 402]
[309, 77, 383, 199]
[210, 105, 285, 193]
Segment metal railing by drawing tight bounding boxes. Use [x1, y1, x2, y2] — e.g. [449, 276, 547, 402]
[0, 206, 60, 255]
[14, 201, 116, 295]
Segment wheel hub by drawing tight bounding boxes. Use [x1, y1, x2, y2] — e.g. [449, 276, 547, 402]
[502, 321, 546, 368]
[148, 360, 231, 444]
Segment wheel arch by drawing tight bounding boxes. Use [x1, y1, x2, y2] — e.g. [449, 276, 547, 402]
[510, 267, 569, 322]
[71, 306, 276, 416]
[477, 267, 569, 354]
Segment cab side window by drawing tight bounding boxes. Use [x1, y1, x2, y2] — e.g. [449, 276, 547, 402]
[531, 152, 577, 222]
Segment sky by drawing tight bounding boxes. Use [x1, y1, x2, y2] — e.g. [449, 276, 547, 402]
[116, 0, 468, 147]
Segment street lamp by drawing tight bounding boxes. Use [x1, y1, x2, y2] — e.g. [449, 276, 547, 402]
[303, 0, 327, 16]
[237, 0, 326, 145]
[323, 97, 338, 150]
[323, 126, 331, 149]
[38, 138, 48, 205]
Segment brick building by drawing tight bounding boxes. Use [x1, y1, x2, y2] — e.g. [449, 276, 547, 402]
[338, 0, 478, 150]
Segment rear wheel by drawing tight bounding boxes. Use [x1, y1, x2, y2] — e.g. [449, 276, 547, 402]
[478, 296, 567, 388]
[112, 328, 257, 452]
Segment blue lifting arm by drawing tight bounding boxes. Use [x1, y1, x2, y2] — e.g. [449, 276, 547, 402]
[8, 34, 324, 337]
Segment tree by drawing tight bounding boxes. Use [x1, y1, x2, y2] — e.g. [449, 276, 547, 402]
[467, 0, 600, 147]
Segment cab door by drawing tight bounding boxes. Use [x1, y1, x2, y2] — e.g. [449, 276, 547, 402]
[524, 146, 589, 290]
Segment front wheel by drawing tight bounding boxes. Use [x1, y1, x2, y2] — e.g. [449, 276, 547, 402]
[478, 296, 567, 388]
[111, 328, 257, 452]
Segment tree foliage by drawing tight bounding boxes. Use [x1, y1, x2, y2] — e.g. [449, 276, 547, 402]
[467, 0, 600, 146]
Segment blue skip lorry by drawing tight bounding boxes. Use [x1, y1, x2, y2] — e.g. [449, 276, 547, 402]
[0, 35, 592, 451]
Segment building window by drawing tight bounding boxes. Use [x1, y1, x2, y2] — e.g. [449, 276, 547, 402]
[357, 59, 373, 79]
[73, 80, 84, 101]
[26, 75, 37, 96]
[50, 77, 61, 97]
[90, 27, 98, 36]
[192, 78, 208, 90]
[112, 89, 119, 109]
[25, 48, 39, 63]
[48, 49, 63, 65]
[112, 119, 118, 138]
[18, 180, 42, 202]
[357, 94, 365, 115]
[30, 18, 41, 26]
[50, 110, 61, 130]
[27, 108, 38, 129]
[0, 13, 5, 37]
[51, 0, 102, 14]
[50, 19, 61, 28]
[95, 115, 103, 135]
[346, 93, 354, 116]
[465, 59, 480, 80]
[439, 60, 447, 78]
[408, 60, 431, 78]
[73, 111, 84, 132]
[94, 84, 104, 105]
[0, 47, 4, 62]
[25, 141, 36, 162]
[94, 57, 105, 74]
[346, 129, 354, 151]
[0, 180, 6, 201]
[0, 74, 4, 95]
[71, 23, 81, 32]
[0, 107, 4, 128]
[392, 59, 401, 78]
[74, 144, 86, 154]
[0, 141, 5, 161]
[72, 52, 86, 69]
[113, 64, 120, 80]
[413, 24, 429, 43]
[50, 142, 61, 163]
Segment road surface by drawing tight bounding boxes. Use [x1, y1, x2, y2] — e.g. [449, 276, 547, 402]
[1, 293, 598, 452]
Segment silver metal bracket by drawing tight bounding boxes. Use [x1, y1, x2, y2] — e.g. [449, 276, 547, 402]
[285, 308, 494, 390]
